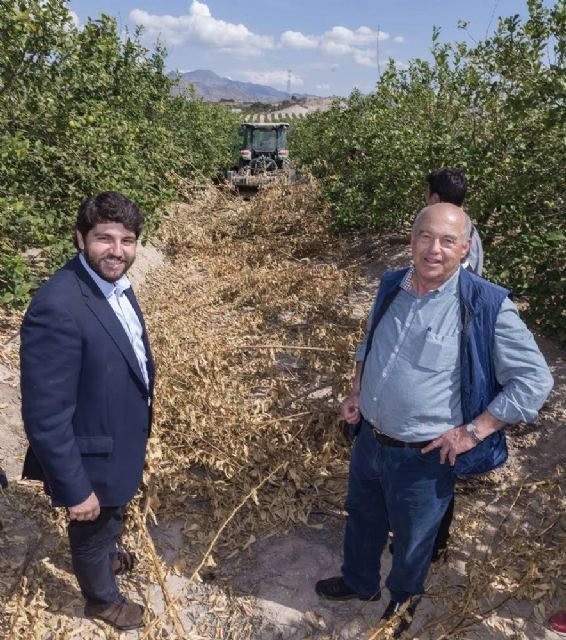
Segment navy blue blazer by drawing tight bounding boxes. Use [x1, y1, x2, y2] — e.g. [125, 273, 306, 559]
[20, 255, 154, 507]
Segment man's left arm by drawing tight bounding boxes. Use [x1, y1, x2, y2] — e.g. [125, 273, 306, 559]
[423, 298, 554, 465]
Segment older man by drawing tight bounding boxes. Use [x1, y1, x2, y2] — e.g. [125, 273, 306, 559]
[316, 203, 553, 637]
[419, 167, 483, 560]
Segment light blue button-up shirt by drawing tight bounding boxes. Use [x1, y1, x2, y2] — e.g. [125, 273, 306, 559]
[356, 266, 553, 442]
[79, 254, 149, 390]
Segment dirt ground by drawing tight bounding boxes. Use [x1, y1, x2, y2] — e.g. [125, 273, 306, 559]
[0, 187, 564, 640]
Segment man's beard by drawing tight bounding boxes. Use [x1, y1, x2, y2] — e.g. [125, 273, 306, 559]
[82, 249, 134, 283]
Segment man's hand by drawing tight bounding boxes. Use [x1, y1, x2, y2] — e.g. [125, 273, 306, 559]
[68, 492, 100, 521]
[422, 412, 505, 466]
[421, 425, 476, 466]
[341, 392, 361, 425]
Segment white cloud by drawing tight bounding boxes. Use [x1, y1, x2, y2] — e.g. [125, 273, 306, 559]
[280, 30, 318, 49]
[128, 2, 403, 70]
[321, 40, 353, 56]
[277, 25, 391, 67]
[353, 50, 377, 68]
[281, 25, 390, 52]
[239, 70, 304, 88]
[323, 25, 388, 46]
[316, 83, 331, 90]
[130, 1, 274, 55]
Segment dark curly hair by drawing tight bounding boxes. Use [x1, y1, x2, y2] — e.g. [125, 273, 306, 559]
[75, 192, 144, 240]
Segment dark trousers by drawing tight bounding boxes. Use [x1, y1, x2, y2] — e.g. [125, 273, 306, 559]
[342, 421, 455, 602]
[435, 495, 454, 550]
[67, 506, 125, 605]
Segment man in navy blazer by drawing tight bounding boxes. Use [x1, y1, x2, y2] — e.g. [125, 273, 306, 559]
[21, 192, 154, 631]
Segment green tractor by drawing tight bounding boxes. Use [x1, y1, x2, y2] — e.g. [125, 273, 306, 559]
[227, 122, 293, 188]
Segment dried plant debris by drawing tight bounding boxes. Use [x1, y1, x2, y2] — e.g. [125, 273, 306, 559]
[0, 309, 22, 370]
[0, 180, 564, 639]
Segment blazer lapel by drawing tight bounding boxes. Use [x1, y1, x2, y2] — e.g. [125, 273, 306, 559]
[72, 257, 147, 389]
[124, 287, 155, 386]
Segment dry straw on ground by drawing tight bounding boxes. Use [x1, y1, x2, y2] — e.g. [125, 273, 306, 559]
[0, 180, 564, 639]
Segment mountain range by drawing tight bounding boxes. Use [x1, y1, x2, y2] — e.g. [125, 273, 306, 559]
[170, 69, 298, 103]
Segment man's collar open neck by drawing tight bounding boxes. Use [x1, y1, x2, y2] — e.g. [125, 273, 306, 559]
[410, 265, 460, 296]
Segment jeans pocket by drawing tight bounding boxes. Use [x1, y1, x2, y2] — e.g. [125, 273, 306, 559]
[417, 447, 442, 465]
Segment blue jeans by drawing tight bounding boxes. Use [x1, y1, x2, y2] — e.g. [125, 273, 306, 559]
[342, 420, 455, 602]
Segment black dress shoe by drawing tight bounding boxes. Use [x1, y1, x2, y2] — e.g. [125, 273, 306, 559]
[380, 596, 421, 639]
[315, 576, 381, 602]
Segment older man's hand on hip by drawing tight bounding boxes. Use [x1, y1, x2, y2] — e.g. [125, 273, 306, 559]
[421, 426, 476, 465]
[422, 411, 506, 465]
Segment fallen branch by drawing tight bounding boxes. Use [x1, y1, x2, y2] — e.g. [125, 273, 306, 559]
[226, 344, 334, 352]
[138, 491, 187, 639]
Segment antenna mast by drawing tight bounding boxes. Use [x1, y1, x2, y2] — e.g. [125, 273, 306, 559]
[376, 25, 381, 81]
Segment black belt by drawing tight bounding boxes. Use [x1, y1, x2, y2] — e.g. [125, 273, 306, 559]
[371, 427, 432, 449]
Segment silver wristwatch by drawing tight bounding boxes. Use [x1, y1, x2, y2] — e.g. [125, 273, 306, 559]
[464, 421, 482, 445]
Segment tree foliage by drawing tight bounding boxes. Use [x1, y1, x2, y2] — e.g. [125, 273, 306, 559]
[0, 0, 238, 305]
[292, 0, 565, 343]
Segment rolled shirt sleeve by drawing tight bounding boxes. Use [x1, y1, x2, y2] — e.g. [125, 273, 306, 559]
[487, 297, 554, 424]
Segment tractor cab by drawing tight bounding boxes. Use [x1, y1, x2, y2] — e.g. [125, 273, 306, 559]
[227, 122, 292, 188]
[238, 122, 290, 173]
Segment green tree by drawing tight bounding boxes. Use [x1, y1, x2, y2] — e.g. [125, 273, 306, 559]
[292, 0, 565, 343]
[0, 0, 238, 305]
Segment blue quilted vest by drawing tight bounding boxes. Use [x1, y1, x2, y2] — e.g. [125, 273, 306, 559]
[361, 267, 511, 476]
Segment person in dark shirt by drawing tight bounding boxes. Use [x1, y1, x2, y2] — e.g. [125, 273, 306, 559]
[426, 168, 484, 275]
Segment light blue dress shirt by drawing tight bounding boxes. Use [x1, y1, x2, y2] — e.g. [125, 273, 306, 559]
[79, 254, 149, 390]
[356, 266, 553, 441]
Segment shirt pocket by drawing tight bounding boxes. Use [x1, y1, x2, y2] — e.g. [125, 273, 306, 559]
[417, 330, 459, 372]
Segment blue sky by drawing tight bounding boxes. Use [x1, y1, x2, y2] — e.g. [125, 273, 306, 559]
[68, 0, 542, 96]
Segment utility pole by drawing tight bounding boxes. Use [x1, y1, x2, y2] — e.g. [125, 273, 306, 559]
[286, 69, 292, 99]
[376, 25, 381, 81]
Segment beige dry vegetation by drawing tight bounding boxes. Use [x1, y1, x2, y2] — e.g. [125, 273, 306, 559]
[147, 179, 360, 531]
[0, 180, 564, 639]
